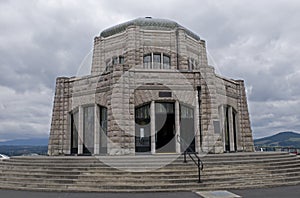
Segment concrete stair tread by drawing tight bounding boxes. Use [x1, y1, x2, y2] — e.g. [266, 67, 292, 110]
[1, 152, 300, 192]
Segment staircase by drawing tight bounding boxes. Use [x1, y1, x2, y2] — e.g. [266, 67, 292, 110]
[0, 152, 300, 192]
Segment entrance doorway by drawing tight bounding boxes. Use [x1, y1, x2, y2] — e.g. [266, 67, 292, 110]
[222, 105, 238, 152]
[155, 102, 176, 153]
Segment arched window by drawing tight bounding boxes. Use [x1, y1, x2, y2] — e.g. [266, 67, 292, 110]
[143, 53, 170, 69]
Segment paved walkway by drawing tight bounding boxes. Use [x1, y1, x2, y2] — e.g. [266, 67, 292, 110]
[1, 185, 300, 198]
[231, 185, 300, 198]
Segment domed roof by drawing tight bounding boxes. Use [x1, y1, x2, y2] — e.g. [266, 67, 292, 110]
[100, 17, 200, 40]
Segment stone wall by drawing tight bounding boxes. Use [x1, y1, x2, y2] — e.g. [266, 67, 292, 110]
[48, 77, 71, 155]
[236, 80, 254, 151]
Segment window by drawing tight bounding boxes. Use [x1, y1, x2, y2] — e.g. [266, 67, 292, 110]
[112, 57, 118, 65]
[153, 53, 161, 69]
[83, 106, 94, 154]
[105, 55, 125, 72]
[135, 104, 150, 124]
[143, 53, 170, 69]
[180, 104, 195, 152]
[159, 91, 172, 97]
[143, 54, 151, 69]
[105, 59, 111, 72]
[163, 55, 170, 69]
[135, 104, 151, 153]
[155, 102, 174, 114]
[188, 58, 195, 71]
[119, 56, 125, 64]
[180, 105, 194, 119]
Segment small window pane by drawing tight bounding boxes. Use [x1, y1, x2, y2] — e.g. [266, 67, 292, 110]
[155, 103, 174, 114]
[112, 57, 118, 65]
[188, 58, 194, 71]
[105, 60, 111, 72]
[83, 106, 94, 154]
[119, 56, 124, 64]
[181, 105, 194, 119]
[143, 54, 151, 69]
[153, 53, 161, 69]
[163, 55, 170, 69]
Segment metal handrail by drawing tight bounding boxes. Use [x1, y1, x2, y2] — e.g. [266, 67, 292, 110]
[176, 134, 203, 183]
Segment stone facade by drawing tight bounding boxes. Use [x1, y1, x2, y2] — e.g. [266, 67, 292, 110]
[48, 17, 254, 156]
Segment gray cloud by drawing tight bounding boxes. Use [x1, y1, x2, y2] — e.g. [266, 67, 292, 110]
[0, 0, 299, 141]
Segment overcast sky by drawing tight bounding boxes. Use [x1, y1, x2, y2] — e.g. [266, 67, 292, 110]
[0, 0, 299, 141]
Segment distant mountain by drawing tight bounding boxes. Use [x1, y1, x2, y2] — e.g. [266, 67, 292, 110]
[0, 145, 48, 156]
[254, 131, 300, 148]
[0, 138, 48, 146]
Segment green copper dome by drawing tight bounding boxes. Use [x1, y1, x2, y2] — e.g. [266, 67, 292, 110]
[100, 17, 200, 41]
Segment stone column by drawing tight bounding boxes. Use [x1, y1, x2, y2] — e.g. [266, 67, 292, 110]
[94, 104, 100, 155]
[78, 106, 83, 155]
[175, 100, 180, 153]
[150, 101, 156, 154]
[228, 106, 235, 152]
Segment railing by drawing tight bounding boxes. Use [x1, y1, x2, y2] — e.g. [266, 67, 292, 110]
[176, 135, 204, 183]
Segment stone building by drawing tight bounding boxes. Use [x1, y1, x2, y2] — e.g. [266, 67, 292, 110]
[48, 17, 254, 156]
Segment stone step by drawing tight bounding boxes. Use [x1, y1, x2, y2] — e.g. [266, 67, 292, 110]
[1, 173, 299, 190]
[0, 164, 267, 174]
[0, 166, 271, 180]
[6, 152, 292, 163]
[1, 175, 300, 193]
[0, 152, 300, 192]
[1, 158, 297, 169]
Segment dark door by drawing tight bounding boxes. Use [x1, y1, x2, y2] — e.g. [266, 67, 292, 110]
[224, 106, 230, 152]
[100, 106, 108, 154]
[70, 112, 78, 155]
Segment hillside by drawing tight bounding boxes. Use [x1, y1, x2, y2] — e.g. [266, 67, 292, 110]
[254, 131, 300, 148]
[0, 138, 48, 156]
[0, 138, 48, 146]
[0, 145, 48, 156]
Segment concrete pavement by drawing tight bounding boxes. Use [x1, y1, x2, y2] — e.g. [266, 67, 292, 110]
[1, 185, 300, 198]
